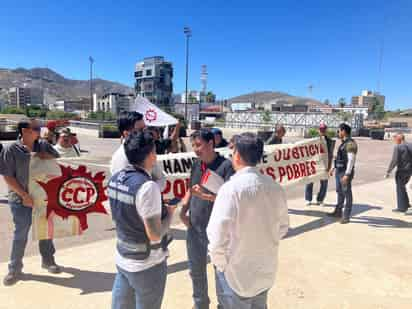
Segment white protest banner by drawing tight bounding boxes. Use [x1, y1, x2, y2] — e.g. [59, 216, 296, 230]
[159, 137, 329, 199]
[30, 157, 108, 240]
[131, 96, 178, 127]
[30, 137, 328, 240]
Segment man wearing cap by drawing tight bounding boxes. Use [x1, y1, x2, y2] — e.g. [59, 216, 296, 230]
[305, 124, 334, 206]
[211, 128, 229, 148]
[53, 128, 81, 158]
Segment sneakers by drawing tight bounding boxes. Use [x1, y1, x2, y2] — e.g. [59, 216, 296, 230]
[42, 258, 61, 274]
[317, 201, 325, 207]
[305, 201, 311, 206]
[3, 272, 21, 286]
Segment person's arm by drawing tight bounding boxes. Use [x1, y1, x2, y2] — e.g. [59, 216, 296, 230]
[137, 181, 175, 241]
[386, 146, 398, 176]
[206, 184, 235, 272]
[342, 142, 357, 184]
[35, 140, 60, 159]
[344, 152, 356, 176]
[179, 190, 191, 228]
[3, 176, 33, 207]
[191, 184, 216, 202]
[152, 162, 166, 191]
[265, 132, 277, 145]
[170, 122, 181, 143]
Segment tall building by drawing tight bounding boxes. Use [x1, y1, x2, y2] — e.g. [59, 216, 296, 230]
[351, 90, 385, 110]
[134, 56, 173, 106]
[93, 93, 134, 115]
[8, 87, 44, 107]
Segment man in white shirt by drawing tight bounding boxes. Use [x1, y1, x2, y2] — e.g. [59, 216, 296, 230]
[110, 111, 165, 189]
[109, 131, 176, 309]
[110, 111, 146, 175]
[207, 132, 289, 309]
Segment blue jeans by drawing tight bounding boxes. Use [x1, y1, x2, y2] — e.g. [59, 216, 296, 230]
[187, 227, 211, 309]
[335, 171, 353, 219]
[395, 171, 411, 211]
[216, 271, 268, 309]
[305, 179, 328, 202]
[9, 202, 55, 273]
[112, 261, 167, 309]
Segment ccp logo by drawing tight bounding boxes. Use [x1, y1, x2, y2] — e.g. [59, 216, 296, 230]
[58, 177, 98, 211]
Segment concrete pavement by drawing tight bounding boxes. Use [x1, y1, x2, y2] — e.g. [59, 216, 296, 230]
[1, 178, 412, 309]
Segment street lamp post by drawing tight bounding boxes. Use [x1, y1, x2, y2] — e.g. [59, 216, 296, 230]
[89, 56, 94, 112]
[184, 26, 192, 122]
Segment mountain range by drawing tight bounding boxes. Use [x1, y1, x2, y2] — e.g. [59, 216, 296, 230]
[0, 67, 133, 104]
[228, 91, 326, 108]
[0, 67, 326, 108]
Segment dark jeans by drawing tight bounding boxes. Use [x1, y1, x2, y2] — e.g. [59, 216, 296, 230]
[9, 202, 55, 274]
[216, 271, 268, 309]
[335, 171, 353, 219]
[112, 262, 167, 309]
[187, 226, 214, 309]
[305, 179, 328, 202]
[395, 171, 411, 211]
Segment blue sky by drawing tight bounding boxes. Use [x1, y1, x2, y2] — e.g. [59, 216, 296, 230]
[1, 0, 411, 110]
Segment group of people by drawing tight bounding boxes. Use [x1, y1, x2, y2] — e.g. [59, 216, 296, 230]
[0, 111, 411, 309]
[107, 111, 289, 309]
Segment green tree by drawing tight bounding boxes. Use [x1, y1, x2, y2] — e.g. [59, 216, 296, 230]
[369, 97, 385, 120]
[261, 110, 272, 123]
[25, 105, 48, 118]
[323, 99, 330, 105]
[338, 97, 346, 108]
[46, 110, 77, 120]
[1, 106, 25, 114]
[87, 111, 116, 121]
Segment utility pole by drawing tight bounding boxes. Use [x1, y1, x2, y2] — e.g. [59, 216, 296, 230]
[184, 26, 192, 122]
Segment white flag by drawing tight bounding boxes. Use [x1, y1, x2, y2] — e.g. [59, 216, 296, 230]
[131, 96, 178, 127]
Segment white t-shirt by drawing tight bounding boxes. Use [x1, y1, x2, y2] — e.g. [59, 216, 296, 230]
[110, 144, 166, 190]
[53, 144, 80, 158]
[115, 180, 168, 272]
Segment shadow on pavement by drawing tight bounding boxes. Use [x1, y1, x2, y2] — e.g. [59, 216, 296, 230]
[285, 204, 382, 239]
[21, 267, 115, 295]
[350, 216, 412, 228]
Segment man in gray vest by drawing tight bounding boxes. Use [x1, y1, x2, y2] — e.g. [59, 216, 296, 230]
[328, 123, 358, 224]
[109, 130, 175, 309]
[385, 133, 412, 213]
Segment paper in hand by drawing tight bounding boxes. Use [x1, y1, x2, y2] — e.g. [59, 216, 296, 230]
[200, 169, 224, 194]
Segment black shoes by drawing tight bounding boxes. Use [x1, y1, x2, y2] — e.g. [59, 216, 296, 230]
[327, 208, 350, 224]
[340, 218, 350, 224]
[3, 271, 22, 286]
[327, 209, 343, 218]
[392, 209, 406, 213]
[42, 258, 61, 274]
